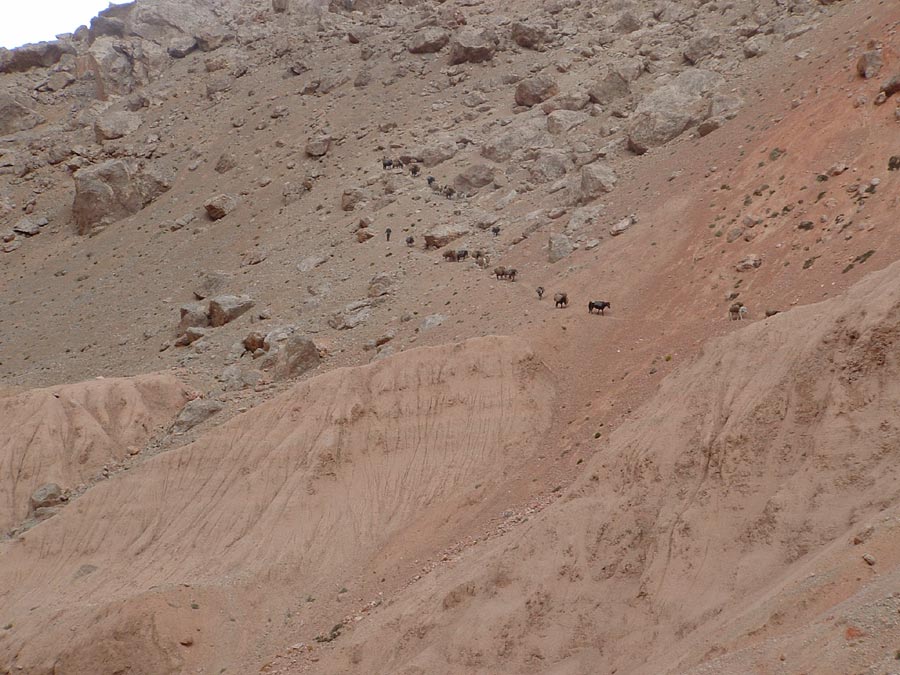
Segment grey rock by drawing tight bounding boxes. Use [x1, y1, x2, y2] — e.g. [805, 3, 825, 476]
[580, 162, 617, 201]
[548, 232, 574, 262]
[204, 193, 238, 220]
[408, 28, 450, 54]
[193, 271, 230, 300]
[305, 134, 332, 157]
[610, 214, 636, 236]
[511, 22, 550, 50]
[12, 217, 41, 236]
[30, 483, 63, 511]
[298, 255, 327, 272]
[454, 163, 495, 192]
[175, 326, 209, 347]
[587, 71, 630, 106]
[0, 94, 45, 135]
[172, 398, 224, 434]
[448, 29, 496, 65]
[421, 314, 446, 331]
[168, 35, 198, 58]
[0, 41, 74, 74]
[515, 75, 559, 107]
[274, 335, 321, 380]
[328, 300, 372, 330]
[736, 254, 762, 272]
[856, 50, 882, 79]
[178, 302, 210, 333]
[73, 160, 171, 234]
[367, 272, 394, 298]
[684, 32, 721, 64]
[94, 111, 142, 142]
[547, 110, 588, 134]
[424, 222, 470, 249]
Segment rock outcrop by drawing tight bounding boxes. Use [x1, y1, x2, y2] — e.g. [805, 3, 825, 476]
[72, 160, 172, 234]
[448, 29, 496, 64]
[0, 94, 45, 135]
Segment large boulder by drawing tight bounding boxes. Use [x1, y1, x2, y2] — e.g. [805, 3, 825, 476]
[547, 110, 588, 134]
[178, 302, 210, 333]
[0, 42, 74, 73]
[454, 164, 495, 192]
[204, 193, 239, 220]
[304, 134, 331, 157]
[328, 300, 372, 330]
[172, 399, 224, 434]
[743, 34, 773, 59]
[424, 222, 470, 249]
[0, 94, 45, 135]
[683, 32, 721, 64]
[167, 36, 198, 58]
[511, 22, 550, 50]
[274, 335, 321, 380]
[341, 187, 368, 211]
[408, 28, 450, 54]
[416, 135, 458, 167]
[856, 50, 883, 79]
[481, 117, 551, 162]
[448, 29, 496, 64]
[193, 271, 230, 300]
[541, 91, 590, 113]
[72, 160, 171, 234]
[580, 162, 617, 201]
[881, 74, 900, 100]
[30, 483, 63, 512]
[81, 37, 168, 99]
[548, 232, 574, 263]
[515, 75, 559, 107]
[367, 272, 394, 298]
[528, 149, 571, 184]
[94, 111, 143, 142]
[626, 82, 713, 154]
[587, 71, 631, 106]
[208, 295, 254, 327]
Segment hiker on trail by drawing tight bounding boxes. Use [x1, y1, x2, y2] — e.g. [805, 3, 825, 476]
[386, 227, 392, 242]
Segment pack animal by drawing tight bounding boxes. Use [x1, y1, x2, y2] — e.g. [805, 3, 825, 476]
[729, 302, 747, 320]
[588, 301, 610, 315]
[554, 292, 568, 308]
[536, 286, 544, 300]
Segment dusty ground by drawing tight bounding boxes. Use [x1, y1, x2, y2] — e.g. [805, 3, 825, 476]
[1, 0, 899, 672]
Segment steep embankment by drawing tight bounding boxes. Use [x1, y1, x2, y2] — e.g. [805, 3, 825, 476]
[0, 373, 190, 532]
[299, 259, 900, 675]
[0, 336, 553, 675]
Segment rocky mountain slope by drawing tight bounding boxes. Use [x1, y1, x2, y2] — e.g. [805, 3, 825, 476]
[0, 0, 898, 672]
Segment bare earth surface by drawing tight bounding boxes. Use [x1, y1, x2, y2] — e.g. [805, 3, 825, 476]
[0, 0, 899, 673]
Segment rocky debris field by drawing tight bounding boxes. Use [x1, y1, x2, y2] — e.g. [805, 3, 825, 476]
[1, 0, 900, 673]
